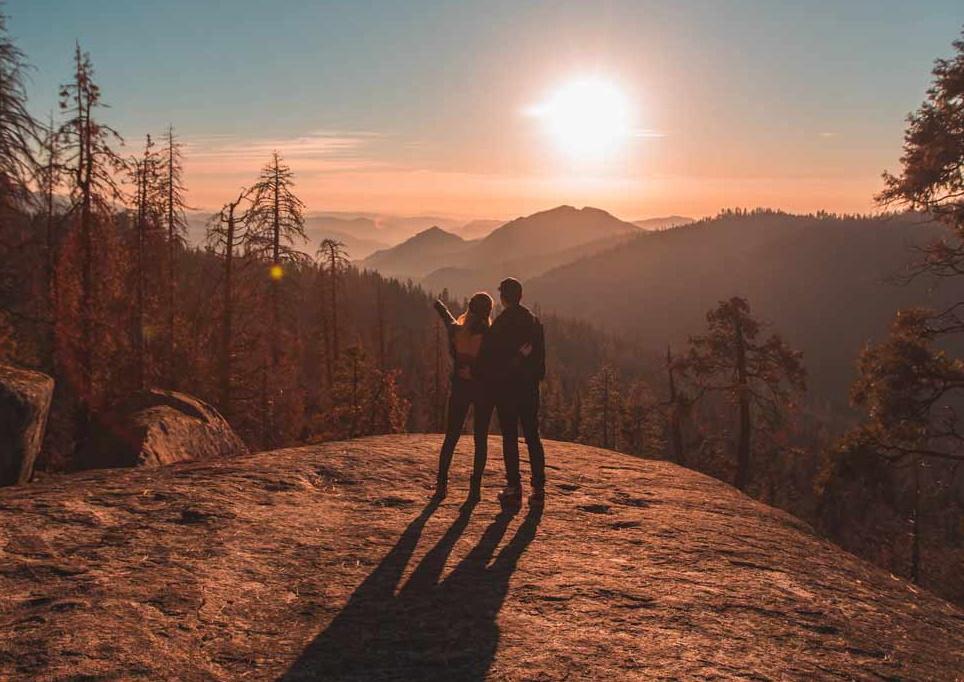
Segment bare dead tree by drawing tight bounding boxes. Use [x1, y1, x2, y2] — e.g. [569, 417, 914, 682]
[207, 187, 254, 416]
[35, 112, 62, 356]
[57, 43, 125, 413]
[158, 125, 189, 384]
[127, 133, 162, 390]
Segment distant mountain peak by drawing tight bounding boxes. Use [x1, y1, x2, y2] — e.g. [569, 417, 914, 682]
[408, 226, 463, 243]
[360, 225, 470, 278]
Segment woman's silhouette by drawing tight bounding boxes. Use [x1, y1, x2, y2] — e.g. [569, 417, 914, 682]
[432, 293, 495, 500]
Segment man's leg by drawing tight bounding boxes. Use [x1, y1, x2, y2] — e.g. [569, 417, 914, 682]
[496, 396, 521, 489]
[437, 383, 471, 492]
[519, 384, 546, 490]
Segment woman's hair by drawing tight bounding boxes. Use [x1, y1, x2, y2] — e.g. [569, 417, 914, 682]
[456, 292, 493, 334]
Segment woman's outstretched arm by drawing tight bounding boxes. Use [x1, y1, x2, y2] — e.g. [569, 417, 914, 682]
[433, 299, 457, 329]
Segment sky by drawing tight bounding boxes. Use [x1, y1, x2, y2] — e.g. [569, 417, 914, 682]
[7, 0, 963, 220]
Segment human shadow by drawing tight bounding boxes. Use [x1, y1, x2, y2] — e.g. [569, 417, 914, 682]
[282, 500, 543, 681]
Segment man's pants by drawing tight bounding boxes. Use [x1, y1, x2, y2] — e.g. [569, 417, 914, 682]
[496, 383, 546, 490]
[437, 379, 493, 487]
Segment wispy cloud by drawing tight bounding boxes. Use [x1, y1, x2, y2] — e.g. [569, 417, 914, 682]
[631, 128, 665, 139]
[184, 130, 393, 173]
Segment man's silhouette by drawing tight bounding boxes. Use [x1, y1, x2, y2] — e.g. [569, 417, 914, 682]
[481, 277, 547, 506]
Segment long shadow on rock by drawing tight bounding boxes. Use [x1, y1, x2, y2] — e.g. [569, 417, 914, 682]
[282, 501, 543, 681]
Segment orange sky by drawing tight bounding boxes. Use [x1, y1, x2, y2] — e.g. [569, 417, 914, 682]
[13, 1, 960, 221]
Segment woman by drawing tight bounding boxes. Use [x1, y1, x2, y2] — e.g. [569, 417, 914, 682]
[432, 292, 495, 500]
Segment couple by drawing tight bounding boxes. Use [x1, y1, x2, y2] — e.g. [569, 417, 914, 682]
[432, 277, 546, 507]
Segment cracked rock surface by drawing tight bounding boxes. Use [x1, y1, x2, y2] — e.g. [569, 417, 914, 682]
[1, 435, 962, 680]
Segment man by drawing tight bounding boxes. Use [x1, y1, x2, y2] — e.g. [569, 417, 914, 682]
[481, 277, 547, 506]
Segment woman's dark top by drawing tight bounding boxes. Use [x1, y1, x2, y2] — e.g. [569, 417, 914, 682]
[433, 300, 485, 382]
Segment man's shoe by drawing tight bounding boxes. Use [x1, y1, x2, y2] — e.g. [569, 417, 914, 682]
[529, 487, 545, 507]
[498, 485, 522, 504]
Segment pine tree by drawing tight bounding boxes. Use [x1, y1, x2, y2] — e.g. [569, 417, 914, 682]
[620, 379, 663, 456]
[247, 152, 307, 446]
[580, 365, 621, 449]
[322, 345, 369, 440]
[248, 151, 307, 366]
[683, 297, 806, 490]
[366, 366, 410, 435]
[317, 238, 348, 384]
[842, 31, 964, 586]
[313, 345, 409, 440]
[841, 310, 964, 583]
[0, 8, 39, 208]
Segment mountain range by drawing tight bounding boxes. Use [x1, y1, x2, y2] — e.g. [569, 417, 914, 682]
[357, 206, 956, 407]
[185, 210, 508, 260]
[362, 205, 643, 294]
[362, 226, 474, 279]
[523, 211, 955, 406]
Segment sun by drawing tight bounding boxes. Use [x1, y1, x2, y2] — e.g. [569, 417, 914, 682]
[529, 78, 632, 159]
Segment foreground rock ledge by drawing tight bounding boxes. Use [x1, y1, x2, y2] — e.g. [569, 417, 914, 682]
[1, 435, 961, 680]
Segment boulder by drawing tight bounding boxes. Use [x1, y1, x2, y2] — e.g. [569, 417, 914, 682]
[81, 389, 248, 469]
[0, 364, 54, 486]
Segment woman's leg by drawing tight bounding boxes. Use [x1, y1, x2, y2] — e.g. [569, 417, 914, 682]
[470, 397, 494, 494]
[436, 382, 470, 488]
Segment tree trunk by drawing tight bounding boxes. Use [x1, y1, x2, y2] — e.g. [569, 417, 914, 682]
[134, 166, 146, 391]
[734, 316, 751, 490]
[434, 319, 442, 432]
[350, 352, 359, 438]
[375, 278, 385, 370]
[602, 371, 610, 449]
[166, 127, 176, 385]
[44, 133, 57, 368]
[260, 362, 269, 449]
[666, 347, 685, 465]
[319, 270, 332, 388]
[219, 204, 236, 414]
[910, 455, 921, 584]
[79, 84, 93, 409]
[270, 160, 280, 370]
[329, 247, 339, 363]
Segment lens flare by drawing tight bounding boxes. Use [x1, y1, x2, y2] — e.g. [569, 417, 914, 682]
[270, 264, 284, 280]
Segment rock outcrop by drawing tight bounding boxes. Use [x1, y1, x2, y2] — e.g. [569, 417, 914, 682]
[1, 435, 962, 680]
[0, 364, 54, 487]
[79, 388, 248, 469]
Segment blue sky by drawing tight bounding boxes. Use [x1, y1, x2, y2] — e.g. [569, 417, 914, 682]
[6, 1, 963, 217]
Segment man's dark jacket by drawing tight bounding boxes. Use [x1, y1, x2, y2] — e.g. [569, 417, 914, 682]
[480, 303, 545, 394]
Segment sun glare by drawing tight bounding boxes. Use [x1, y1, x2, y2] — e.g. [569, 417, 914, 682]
[529, 78, 632, 160]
